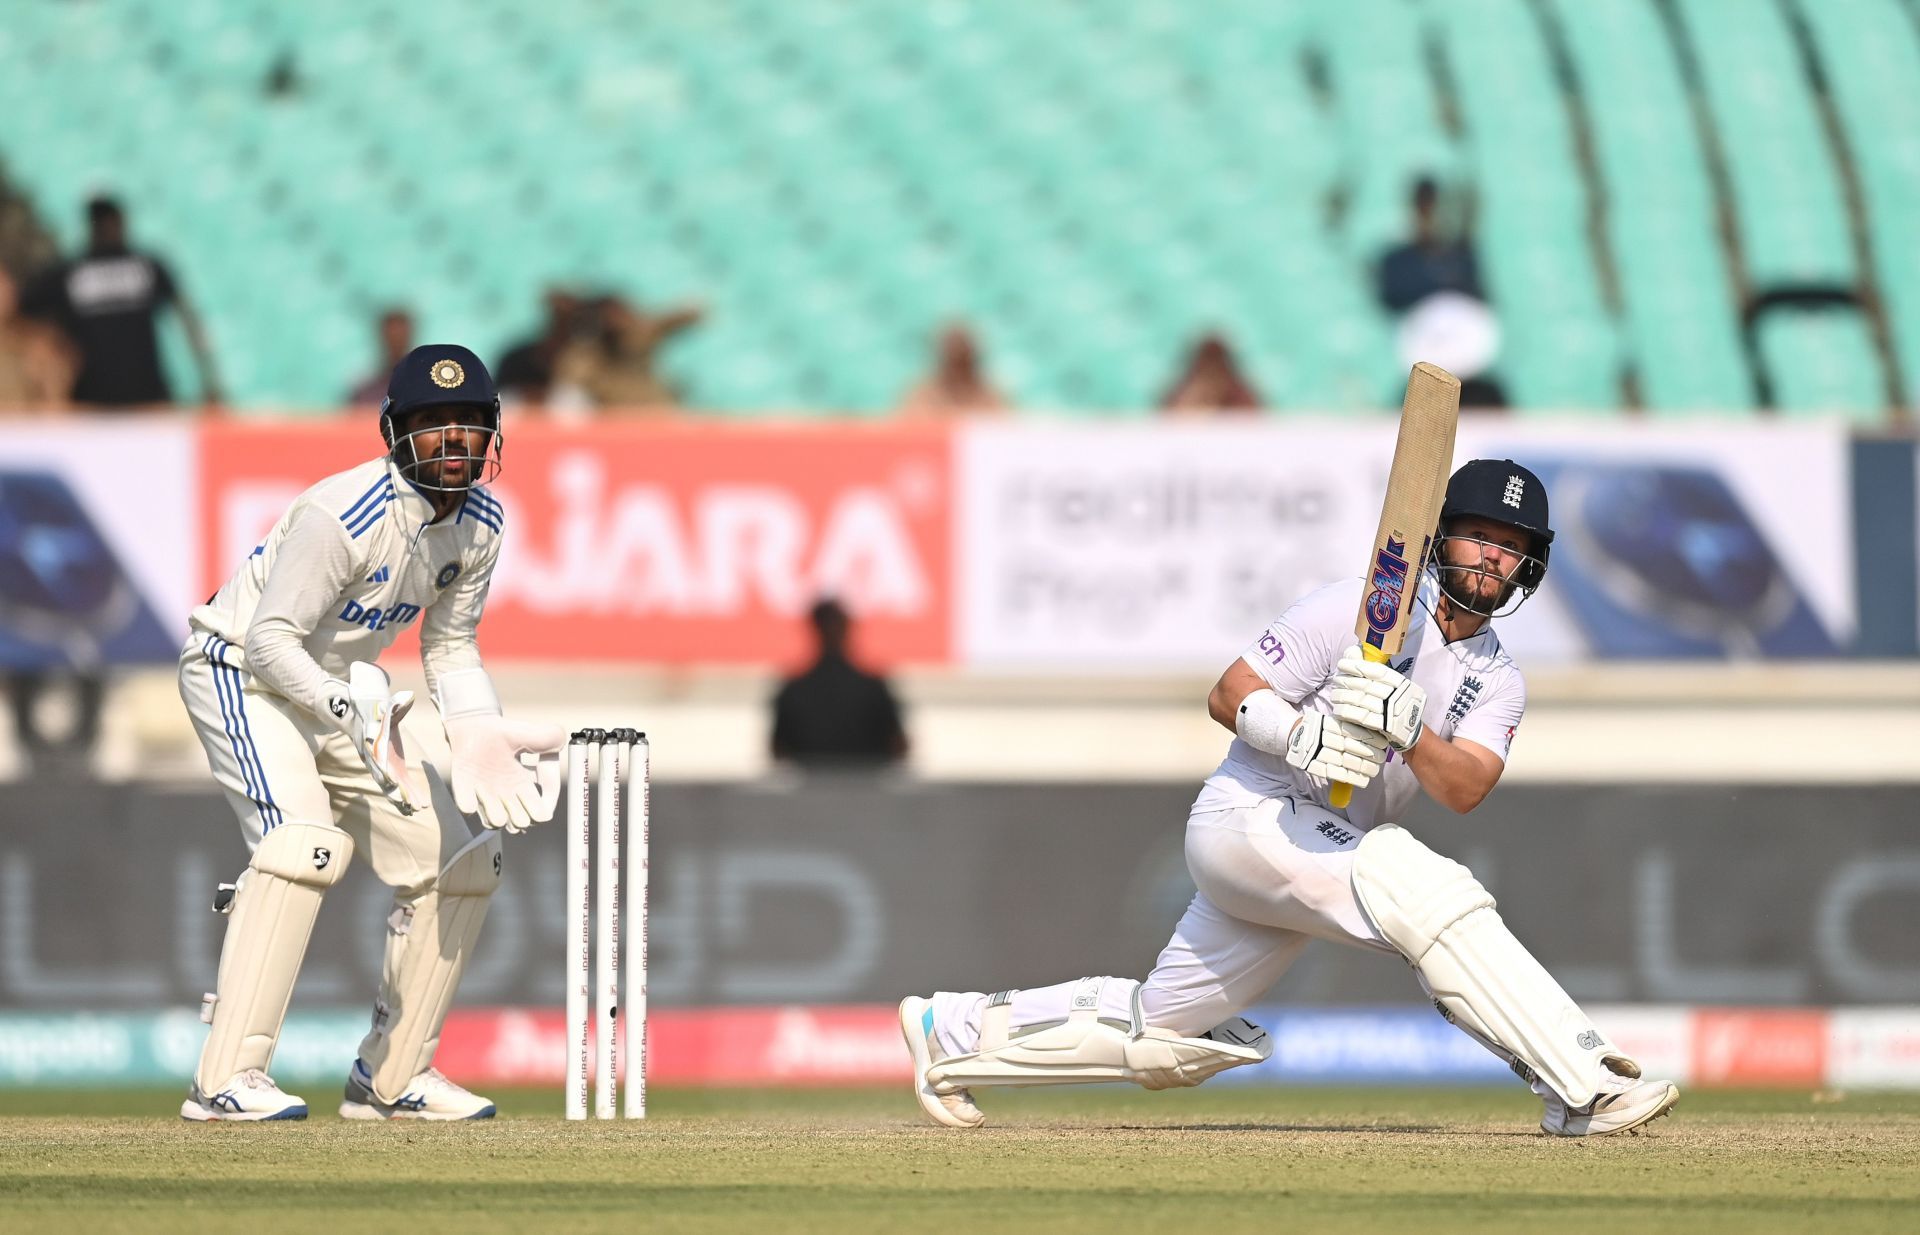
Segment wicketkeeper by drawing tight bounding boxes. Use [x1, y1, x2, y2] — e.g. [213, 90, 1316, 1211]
[903, 461, 1681, 1137]
[177, 344, 563, 1120]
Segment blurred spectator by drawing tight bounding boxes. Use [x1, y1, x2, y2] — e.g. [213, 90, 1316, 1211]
[771, 599, 909, 771]
[344, 307, 413, 407]
[496, 288, 583, 406]
[1160, 333, 1263, 413]
[0, 265, 75, 409]
[552, 293, 705, 413]
[20, 196, 222, 408]
[898, 324, 1007, 417]
[262, 50, 301, 99]
[1375, 178, 1507, 408]
[1376, 177, 1484, 312]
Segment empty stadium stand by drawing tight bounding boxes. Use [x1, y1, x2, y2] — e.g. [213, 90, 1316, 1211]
[0, 0, 1907, 419]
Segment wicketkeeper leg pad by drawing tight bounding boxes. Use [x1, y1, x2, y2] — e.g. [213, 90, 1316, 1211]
[196, 823, 354, 1094]
[1349, 824, 1639, 1108]
[925, 977, 1271, 1093]
[358, 831, 503, 1103]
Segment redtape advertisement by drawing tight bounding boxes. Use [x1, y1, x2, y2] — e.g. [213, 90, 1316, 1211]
[4, 1006, 1917, 1088]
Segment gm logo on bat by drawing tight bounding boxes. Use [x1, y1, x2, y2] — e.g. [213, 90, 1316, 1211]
[1364, 534, 1411, 647]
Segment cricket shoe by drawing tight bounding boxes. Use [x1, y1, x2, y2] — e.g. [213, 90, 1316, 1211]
[180, 1069, 309, 1122]
[899, 995, 985, 1129]
[339, 1059, 497, 1120]
[1541, 1061, 1679, 1137]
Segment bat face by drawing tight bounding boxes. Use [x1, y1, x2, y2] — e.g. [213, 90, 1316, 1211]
[1352, 363, 1461, 660]
[1363, 534, 1411, 650]
[1329, 362, 1459, 809]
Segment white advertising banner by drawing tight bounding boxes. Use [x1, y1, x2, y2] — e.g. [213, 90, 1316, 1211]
[957, 419, 1853, 669]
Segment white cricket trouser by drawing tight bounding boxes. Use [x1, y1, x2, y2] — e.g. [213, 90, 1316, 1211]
[178, 633, 472, 886]
[929, 794, 1396, 1056]
[180, 632, 487, 1079]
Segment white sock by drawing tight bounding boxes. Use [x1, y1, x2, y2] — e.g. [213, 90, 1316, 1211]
[929, 990, 986, 1057]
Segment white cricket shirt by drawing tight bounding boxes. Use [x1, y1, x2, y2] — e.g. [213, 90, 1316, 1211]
[187, 457, 504, 720]
[1194, 571, 1526, 828]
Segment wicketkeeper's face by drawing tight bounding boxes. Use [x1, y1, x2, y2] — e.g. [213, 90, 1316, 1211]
[394, 405, 495, 490]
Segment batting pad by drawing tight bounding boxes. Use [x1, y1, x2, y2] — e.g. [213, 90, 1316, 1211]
[361, 831, 503, 1102]
[1350, 824, 1637, 1108]
[927, 978, 1270, 1093]
[196, 823, 354, 1094]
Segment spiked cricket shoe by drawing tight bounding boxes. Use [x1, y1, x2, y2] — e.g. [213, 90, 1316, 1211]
[899, 996, 985, 1128]
[1542, 1068, 1679, 1137]
[339, 1059, 497, 1120]
[180, 1069, 308, 1121]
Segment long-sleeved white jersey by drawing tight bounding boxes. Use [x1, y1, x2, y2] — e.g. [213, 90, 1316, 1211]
[1193, 570, 1526, 829]
[187, 457, 504, 719]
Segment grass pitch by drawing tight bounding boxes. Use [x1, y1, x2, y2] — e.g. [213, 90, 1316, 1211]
[2, 1085, 1916, 1234]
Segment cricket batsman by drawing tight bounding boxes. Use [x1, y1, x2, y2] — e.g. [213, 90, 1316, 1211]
[177, 344, 563, 1120]
[902, 461, 1682, 1137]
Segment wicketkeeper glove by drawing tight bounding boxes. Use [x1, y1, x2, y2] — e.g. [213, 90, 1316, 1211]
[319, 662, 417, 815]
[1285, 710, 1389, 789]
[1330, 646, 1427, 753]
[433, 668, 565, 834]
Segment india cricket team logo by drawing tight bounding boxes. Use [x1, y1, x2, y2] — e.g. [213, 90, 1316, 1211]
[1363, 534, 1411, 648]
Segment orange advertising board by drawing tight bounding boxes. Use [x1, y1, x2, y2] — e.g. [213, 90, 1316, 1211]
[199, 420, 953, 667]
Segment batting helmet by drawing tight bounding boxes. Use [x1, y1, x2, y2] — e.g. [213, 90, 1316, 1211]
[1439, 459, 1553, 585]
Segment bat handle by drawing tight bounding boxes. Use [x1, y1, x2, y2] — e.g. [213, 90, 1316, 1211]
[1326, 646, 1392, 809]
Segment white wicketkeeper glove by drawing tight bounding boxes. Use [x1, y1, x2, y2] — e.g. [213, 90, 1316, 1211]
[1285, 711, 1389, 789]
[1330, 645, 1427, 753]
[318, 662, 416, 815]
[432, 668, 565, 834]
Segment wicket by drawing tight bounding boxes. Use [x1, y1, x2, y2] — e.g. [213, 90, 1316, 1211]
[564, 727, 649, 1120]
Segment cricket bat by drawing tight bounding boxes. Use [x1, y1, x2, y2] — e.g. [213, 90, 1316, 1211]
[1329, 362, 1460, 808]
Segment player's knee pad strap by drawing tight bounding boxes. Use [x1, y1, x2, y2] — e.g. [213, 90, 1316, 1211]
[928, 979, 1270, 1093]
[361, 832, 503, 1102]
[1351, 824, 1637, 1107]
[196, 823, 353, 1093]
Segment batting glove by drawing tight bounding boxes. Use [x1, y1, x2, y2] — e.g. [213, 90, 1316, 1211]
[1330, 646, 1427, 753]
[1285, 711, 1388, 789]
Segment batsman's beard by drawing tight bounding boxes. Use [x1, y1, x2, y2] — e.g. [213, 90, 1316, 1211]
[1438, 560, 1520, 618]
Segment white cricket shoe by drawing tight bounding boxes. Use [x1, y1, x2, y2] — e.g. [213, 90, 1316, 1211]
[1542, 1061, 1679, 1137]
[180, 1069, 309, 1122]
[899, 995, 985, 1129]
[339, 1059, 497, 1121]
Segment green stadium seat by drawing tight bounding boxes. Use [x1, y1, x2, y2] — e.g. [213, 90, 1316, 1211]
[1670, 0, 1856, 289]
[1548, 0, 1755, 413]
[1796, 0, 1920, 406]
[1754, 307, 1888, 425]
